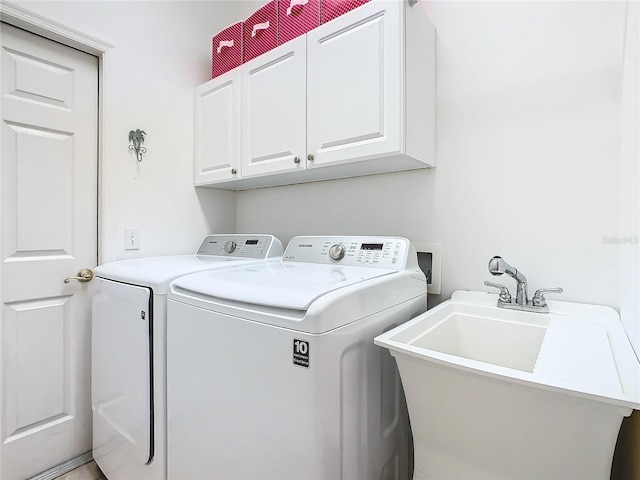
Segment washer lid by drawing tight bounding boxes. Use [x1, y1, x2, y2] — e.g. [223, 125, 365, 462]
[171, 262, 395, 311]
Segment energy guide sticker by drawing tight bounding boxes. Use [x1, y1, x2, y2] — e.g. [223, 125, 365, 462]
[293, 339, 310, 368]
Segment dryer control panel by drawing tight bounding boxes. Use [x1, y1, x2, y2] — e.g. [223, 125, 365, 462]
[196, 235, 282, 259]
[283, 236, 413, 269]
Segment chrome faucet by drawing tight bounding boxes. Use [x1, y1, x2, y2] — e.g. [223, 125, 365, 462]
[488, 256, 528, 305]
[484, 256, 563, 313]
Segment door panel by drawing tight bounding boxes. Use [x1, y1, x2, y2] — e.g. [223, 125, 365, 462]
[3, 296, 69, 433]
[241, 36, 306, 178]
[1, 23, 98, 480]
[194, 69, 241, 184]
[307, 2, 401, 167]
[6, 124, 73, 255]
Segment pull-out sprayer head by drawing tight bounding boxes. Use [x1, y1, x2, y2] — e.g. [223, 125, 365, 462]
[488, 256, 506, 276]
[489, 256, 519, 278]
[487, 256, 528, 304]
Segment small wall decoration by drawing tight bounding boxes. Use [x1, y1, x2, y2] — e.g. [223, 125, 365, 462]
[128, 129, 147, 162]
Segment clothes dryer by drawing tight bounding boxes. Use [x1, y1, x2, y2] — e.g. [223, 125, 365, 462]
[91, 234, 283, 480]
[166, 236, 427, 480]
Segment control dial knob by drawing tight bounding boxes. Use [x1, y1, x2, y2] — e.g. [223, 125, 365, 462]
[224, 240, 237, 253]
[328, 244, 346, 261]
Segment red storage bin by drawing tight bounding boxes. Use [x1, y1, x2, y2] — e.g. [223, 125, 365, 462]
[211, 22, 243, 78]
[279, 0, 320, 44]
[244, 0, 279, 62]
[320, 0, 370, 24]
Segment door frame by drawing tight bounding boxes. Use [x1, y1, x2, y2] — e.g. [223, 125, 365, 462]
[0, 0, 112, 264]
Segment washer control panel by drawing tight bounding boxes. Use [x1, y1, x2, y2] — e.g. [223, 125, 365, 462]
[283, 236, 411, 269]
[196, 235, 281, 259]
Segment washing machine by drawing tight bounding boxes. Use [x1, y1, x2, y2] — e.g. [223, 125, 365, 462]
[91, 234, 283, 480]
[166, 236, 427, 480]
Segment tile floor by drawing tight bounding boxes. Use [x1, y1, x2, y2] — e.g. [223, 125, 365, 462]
[54, 461, 106, 480]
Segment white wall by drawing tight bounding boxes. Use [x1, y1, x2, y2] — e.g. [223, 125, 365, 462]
[618, 0, 639, 356]
[13, 0, 239, 262]
[14, 0, 638, 355]
[235, 1, 639, 353]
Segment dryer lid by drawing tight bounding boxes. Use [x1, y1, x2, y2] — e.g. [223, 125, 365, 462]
[171, 262, 395, 311]
[94, 255, 262, 293]
[93, 234, 283, 293]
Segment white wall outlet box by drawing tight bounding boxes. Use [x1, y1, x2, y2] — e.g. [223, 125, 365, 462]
[414, 243, 442, 295]
[125, 228, 140, 250]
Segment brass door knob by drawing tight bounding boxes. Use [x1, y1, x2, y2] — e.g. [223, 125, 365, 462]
[64, 268, 94, 283]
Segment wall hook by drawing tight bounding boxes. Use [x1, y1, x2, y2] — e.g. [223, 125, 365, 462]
[128, 129, 147, 162]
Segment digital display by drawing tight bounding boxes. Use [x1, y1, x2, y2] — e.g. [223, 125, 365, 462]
[245, 240, 259, 245]
[361, 243, 383, 251]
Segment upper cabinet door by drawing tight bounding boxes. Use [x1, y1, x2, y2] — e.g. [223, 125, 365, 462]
[241, 35, 307, 179]
[194, 69, 241, 185]
[306, 1, 401, 169]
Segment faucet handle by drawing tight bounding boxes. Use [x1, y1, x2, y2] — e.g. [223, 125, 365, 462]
[532, 287, 563, 307]
[484, 281, 512, 303]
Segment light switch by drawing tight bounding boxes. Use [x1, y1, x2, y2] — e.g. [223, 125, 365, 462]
[125, 228, 140, 250]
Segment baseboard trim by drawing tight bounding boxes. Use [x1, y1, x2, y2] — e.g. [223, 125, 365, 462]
[28, 452, 93, 480]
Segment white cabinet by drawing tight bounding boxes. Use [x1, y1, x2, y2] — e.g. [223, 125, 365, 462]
[241, 36, 306, 179]
[194, 69, 241, 185]
[195, 0, 435, 190]
[307, 1, 402, 169]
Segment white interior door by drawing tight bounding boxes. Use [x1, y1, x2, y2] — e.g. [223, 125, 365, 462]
[0, 23, 98, 480]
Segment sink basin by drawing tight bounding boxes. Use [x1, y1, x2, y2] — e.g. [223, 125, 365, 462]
[409, 312, 547, 372]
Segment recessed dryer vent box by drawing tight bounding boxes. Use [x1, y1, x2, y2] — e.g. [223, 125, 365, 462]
[413, 243, 442, 295]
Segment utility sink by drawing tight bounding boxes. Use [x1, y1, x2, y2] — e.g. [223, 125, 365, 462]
[374, 291, 640, 479]
[376, 290, 640, 409]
